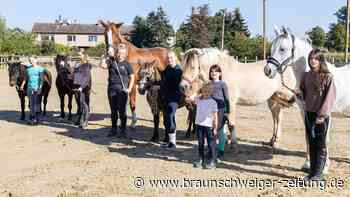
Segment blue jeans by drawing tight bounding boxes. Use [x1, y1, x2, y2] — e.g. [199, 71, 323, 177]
[164, 101, 178, 134]
[196, 125, 217, 162]
[28, 90, 41, 120]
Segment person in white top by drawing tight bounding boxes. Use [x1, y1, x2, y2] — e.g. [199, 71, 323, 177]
[188, 82, 218, 169]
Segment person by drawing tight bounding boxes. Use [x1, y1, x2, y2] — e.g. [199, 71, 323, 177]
[298, 49, 336, 181]
[160, 51, 183, 149]
[20, 57, 45, 125]
[100, 43, 135, 137]
[72, 51, 92, 129]
[208, 65, 232, 158]
[189, 82, 218, 169]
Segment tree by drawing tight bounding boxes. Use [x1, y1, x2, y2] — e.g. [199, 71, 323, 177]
[335, 6, 346, 25]
[307, 26, 326, 48]
[131, 16, 152, 47]
[39, 40, 56, 55]
[231, 8, 250, 37]
[229, 33, 264, 59]
[176, 5, 211, 50]
[0, 15, 5, 34]
[146, 7, 175, 47]
[0, 29, 39, 55]
[86, 43, 106, 57]
[326, 23, 346, 51]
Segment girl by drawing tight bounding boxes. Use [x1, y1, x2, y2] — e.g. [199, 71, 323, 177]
[299, 49, 336, 181]
[20, 57, 45, 125]
[160, 51, 182, 149]
[190, 82, 218, 169]
[73, 51, 92, 129]
[208, 65, 233, 158]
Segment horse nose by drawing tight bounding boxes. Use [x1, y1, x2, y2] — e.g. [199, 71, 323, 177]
[264, 66, 271, 77]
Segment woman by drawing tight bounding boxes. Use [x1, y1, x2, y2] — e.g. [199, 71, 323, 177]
[160, 51, 182, 149]
[73, 51, 92, 129]
[299, 49, 336, 181]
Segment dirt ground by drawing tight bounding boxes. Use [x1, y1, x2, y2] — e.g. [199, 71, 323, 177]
[0, 67, 349, 197]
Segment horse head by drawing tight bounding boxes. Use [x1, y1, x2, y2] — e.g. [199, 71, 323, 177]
[264, 26, 297, 78]
[137, 60, 160, 95]
[180, 48, 221, 97]
[98, 20, 126, 57]
[8, 62, 23, 87]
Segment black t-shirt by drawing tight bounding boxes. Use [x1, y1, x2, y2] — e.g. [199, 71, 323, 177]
[108, 60, 134, 89]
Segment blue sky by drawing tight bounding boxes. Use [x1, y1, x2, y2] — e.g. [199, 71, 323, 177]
[0, 0, 345, 38]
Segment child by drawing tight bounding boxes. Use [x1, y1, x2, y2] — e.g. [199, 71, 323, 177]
[20, 57, 45, 125]
[299, 49, 336, 181]
[190, 82, 218, 169]
[208, 64, 233, 158]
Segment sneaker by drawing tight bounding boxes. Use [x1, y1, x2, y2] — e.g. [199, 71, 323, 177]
[303, 175, 312, 182]
[107, 128, 117, 137]
[117, 131, 127, 138]
[162, 142, 176, 150]
[160, 142, 169, 148]
[193, 159, 203, 168]
[309, 174, 325, 181]
[205, 161, 216, 169]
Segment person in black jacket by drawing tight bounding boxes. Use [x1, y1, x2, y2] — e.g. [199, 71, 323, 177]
[100, 43, 135, 137]
[160, 51, 183, 150]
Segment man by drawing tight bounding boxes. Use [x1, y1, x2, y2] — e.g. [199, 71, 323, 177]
[100, 43, 135, 137]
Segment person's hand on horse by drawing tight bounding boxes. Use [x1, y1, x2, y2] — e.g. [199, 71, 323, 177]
[212, 128, 218, 137]
[294, 89, 303, 100]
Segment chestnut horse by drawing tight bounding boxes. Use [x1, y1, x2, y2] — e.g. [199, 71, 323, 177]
[98, 20, 169, 128]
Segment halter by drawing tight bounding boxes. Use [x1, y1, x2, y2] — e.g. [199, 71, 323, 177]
[267, 34, 296, 75]
[267, 34, 297, 95]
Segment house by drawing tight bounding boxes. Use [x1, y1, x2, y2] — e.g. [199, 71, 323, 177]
[32, 21, 134, 49]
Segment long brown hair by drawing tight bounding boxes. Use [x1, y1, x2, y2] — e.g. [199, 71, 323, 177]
[209, 64, 222, 80]
[308, 49, 329, 74]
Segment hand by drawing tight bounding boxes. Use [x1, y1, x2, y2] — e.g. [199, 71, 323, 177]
[19, 86, 24, 91]
[316, 117, 325, 124]
[123, 88, 130, 93]
[78, 87, 83, 92]
[212, 128, 218, 136]
[294, 90, 302, 99]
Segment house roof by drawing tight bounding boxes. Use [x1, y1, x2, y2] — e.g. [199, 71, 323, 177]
[32, 22, 134, 35]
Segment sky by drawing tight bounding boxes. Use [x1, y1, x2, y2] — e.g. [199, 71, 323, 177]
[0, 0, 346, 38]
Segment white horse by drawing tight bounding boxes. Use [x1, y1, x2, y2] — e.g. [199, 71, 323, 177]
[263, 26, 350, 172]
[180, 48, 296, 147]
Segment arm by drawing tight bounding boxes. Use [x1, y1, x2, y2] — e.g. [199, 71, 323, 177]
[99, 57, 109, 70]
[128, 74, 135, 92]
[212, 111, 218, 136]
[316, 76, 336, 123]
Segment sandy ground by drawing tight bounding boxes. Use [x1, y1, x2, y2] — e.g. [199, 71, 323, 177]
[0, 67, 349, 197]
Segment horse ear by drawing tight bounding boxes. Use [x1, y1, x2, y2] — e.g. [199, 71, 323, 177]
[98, 20, 107, 27]
[115, 22, 124, 28]
[281, 26, 288, 35]
[274, 25, 281, 36]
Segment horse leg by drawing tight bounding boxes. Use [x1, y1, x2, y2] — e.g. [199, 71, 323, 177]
[19, 92, 26, 120]
[129, 86, 137, 129]
[59, 92, 65, 118]
[42, 91, 49, 116]
[68, 93, 74, 121]
[151, 112, 160, 142]
[185, 109, 193, 138]
[295, 100, 310, 171]
[267, 99, 283, 148]
[227, 102, 238, 148]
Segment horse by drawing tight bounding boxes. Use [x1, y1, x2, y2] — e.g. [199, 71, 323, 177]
[263, 26, 350, 172]
[98, 20, 170, 129]
[137, 61, 196, 142]
[180, 48, 297, 147]
[54, 54, 92, 122]
[8, 61, 52, 120]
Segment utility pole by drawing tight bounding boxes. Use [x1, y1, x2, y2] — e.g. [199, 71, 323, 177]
[221, 9, 226, 50]
[346, 0, 350, 62]
[263, 0, 267, 59]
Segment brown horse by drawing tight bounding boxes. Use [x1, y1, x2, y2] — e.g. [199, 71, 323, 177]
[98, 20, 170, 128]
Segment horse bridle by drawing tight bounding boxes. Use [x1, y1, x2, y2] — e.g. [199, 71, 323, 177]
[267, 34, 297, 94]
[267, 34, 296, 75]
[182, 50, 208, 86]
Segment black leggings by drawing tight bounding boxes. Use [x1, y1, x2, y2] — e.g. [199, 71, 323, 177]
[108, 89, 128, 131]
[305, 111, 329, 176]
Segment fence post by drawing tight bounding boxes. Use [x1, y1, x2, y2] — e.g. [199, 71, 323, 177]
[332, 56, 335, 64]
[255, 56, 258, 62]
[244, 56, 247, 63]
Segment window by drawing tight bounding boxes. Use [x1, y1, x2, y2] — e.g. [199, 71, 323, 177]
[41, 34, 55, 41]
[67, 35, 76, 42]
[88, 35, 97, 42]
